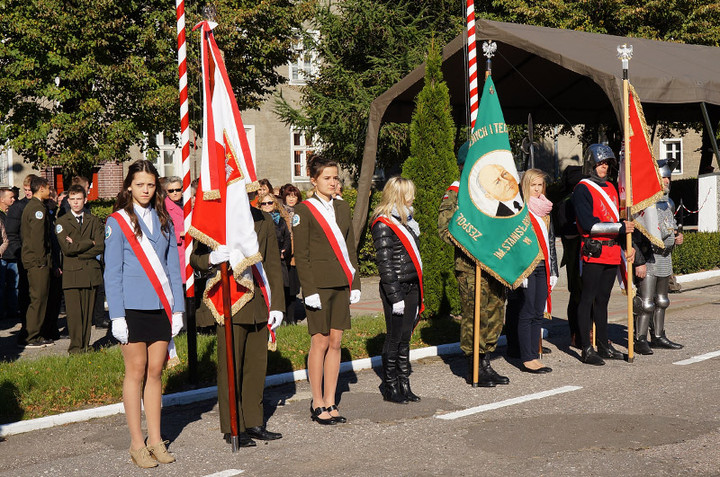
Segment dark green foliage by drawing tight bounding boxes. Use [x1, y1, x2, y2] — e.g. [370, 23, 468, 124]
[0, 0, 309, 178]
[274, 0, 463, 174]
[342, 187, 382, 276]
[402, 43, 460, 317]
[88, 199, 116, 222]
[672, 232, 720, 275]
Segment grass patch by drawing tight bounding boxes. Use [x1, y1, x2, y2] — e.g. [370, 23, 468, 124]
[0, 315, 459, 423]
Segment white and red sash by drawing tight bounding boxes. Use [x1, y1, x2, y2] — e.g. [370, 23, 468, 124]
[579, 179, 619, 222]
[111, 210, 174, 320]
[372, 215, 425, 314]
[304, 197, 356, 287]
[528, 211, 552, 315]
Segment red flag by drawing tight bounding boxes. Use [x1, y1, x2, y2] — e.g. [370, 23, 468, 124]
[188, 21, 263, 321]
[618, 84, 664, 247]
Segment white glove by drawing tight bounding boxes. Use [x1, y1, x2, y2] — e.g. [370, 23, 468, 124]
[171, 312, 184, 337]
[350, 289, 361, 304]
[392, 301, 405, 315]
[111, 318, 129, 344]
[268, 310, 284, 331]
[549, 276, 558, 290]
[521, 278, 529, 288]
[304, 293, 322, 309]
[209, 245, 230, 265]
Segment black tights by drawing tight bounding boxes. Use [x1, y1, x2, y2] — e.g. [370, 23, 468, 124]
[577, 262, 617, 349]
[380, 282, 420, 356]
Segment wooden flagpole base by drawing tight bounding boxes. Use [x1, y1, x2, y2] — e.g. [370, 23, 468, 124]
[472, 264, 481, 387]
[220, 262, 240, 452]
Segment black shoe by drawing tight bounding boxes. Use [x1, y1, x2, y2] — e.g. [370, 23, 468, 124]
[223, 433, 257, 447]
[650, 332, 683, 350]
[310, 402, 337, 425]
[541, 346, 552, 354]
[246, 426, 282, 441]
[520, 364, 552, 374]
[25, 338, 54, 349]
[482, 355, 510, 385]
[326, 405, 347, 424]
[95, 318, 111, 329]
[382, 383, 408, 403]
[582, 346, 605, 366]
[466, 355, 496, 387]
[596, 340, 624, 360]
[634, 338, 653, 355]
[398, 378, 421, 402]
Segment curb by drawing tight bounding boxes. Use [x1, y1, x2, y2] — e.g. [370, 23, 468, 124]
[675, 269, 720, 283]
[0, 334, 520, 438]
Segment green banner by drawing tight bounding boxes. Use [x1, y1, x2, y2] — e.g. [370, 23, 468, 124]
[449, 76, 540, 288]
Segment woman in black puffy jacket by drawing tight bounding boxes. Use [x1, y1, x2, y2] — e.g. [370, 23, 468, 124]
[371, 177, 423, 404]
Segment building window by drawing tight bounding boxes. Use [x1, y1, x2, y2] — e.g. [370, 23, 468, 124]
[660, 138, 683, 175]
[291, 128, 316, 181]
[145, 133, 181, 178]
[289, 31, 319, 86]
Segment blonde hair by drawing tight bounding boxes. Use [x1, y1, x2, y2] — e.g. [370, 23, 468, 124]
[258, 192, 290, 222]
[372, 176, 416, 225]
[521, 168, 547, 203]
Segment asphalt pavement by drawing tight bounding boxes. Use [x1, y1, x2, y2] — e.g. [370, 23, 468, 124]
[1, 275, 719, 476]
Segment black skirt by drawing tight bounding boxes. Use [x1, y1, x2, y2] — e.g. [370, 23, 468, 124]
[126, 309, 171, 343]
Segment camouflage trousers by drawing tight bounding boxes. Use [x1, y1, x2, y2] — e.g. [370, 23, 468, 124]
[456, 268, 506, 356]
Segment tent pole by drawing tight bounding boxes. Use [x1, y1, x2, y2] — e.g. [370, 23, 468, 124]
[700, 102, 720, 171]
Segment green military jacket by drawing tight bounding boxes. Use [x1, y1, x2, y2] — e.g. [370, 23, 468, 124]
[437, 184, 475, 274]
[190, 208, 285, 326]
[20, 197, 51, 269]
[55, 212, 104, 289]
[292, 197, 360, 296]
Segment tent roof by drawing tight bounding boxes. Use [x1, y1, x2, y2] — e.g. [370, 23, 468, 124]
[379, 19, 720, 126]
[353, 19, 720, 245]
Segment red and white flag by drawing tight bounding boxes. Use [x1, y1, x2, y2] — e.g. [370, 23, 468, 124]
[188, 20, 264, 321]
[618, 84, 664, 248]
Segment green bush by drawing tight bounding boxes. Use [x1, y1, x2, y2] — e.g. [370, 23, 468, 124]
[401, 42, 460, 317]
[672, 231, 720, 274]
[88, 198, 115, 221]
[343, 187, 382, 276]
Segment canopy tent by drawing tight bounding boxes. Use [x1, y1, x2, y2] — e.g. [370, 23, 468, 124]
[353, 19, 720, 244]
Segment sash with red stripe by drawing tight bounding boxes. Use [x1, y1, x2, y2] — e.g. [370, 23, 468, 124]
[111, 211, 174, 322]
[303, 198, 356, 288]
[372, 215, 425, 315]
[442, 181, 460, 200]
[528, 212, 552, 315]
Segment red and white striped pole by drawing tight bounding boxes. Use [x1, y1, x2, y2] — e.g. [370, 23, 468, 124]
[177, 0, 194, 297]
[466, 0, 478, 129]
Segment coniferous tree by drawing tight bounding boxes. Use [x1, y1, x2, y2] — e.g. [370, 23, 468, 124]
[402, 42, 460, 317]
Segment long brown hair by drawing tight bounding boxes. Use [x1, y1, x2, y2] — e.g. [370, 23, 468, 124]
[113, 160, 171, 237]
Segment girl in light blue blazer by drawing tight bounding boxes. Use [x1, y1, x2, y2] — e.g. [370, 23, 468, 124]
[104, 160, 184, 468]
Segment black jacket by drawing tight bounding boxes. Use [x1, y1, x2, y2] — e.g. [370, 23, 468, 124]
[372, 219, 420, 304]
[3, 197, 28, 261]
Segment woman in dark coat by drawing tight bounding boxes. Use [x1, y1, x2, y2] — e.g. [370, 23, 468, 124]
[371, 177, 423, 404]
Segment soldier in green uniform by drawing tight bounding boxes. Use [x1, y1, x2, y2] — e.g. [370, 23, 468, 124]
[190, 206, 285, 448]
[20, 176, 54, 348]
[55, 185, 104, 354]
[437, 144, 508, 387]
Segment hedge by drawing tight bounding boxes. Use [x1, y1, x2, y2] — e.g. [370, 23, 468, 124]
[672, 231, 720, 275]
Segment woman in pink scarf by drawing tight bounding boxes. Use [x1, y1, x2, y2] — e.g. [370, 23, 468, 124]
[507, 169, 558, 374]
[163, 177, 186, 282]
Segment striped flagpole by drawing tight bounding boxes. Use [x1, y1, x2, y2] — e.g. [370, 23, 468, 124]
[466, 0, 479, 129]
[177, 0, 194, 297]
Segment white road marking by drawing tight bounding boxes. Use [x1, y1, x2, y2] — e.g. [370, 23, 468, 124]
[673, 350, 720, 366]
[436, 385, 583, 420]
[202, 470, 244, 477]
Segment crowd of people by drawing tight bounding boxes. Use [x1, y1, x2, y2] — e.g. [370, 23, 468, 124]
[0, 145, 687, 467]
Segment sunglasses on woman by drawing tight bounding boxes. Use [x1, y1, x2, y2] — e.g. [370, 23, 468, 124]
[260, 201, 274, 206]
[167, 188, 182, 193]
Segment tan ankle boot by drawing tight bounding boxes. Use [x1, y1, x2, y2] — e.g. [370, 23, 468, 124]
[129, 446, 158, 468]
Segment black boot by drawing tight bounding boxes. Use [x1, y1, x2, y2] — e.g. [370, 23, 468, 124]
[634, 338, 653, 355]
[650, 331, 683, 349]
[581, 346, 605, 366]
[481, 354, 510, 385]
[466, 354, 495, 387]
[397, 344, 420, 402]
[596, 340, 624, 360]
[382, 353, 407, 404]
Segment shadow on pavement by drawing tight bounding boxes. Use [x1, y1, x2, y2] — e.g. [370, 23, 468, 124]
[0, 380, 24, 424]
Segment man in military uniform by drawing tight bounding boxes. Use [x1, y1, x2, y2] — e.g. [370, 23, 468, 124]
[20, 176, 54, 348]
[55, 185, 104, 354]
[438, 143, 508, 387]
[633, 159, 684, 354]
[190, 206, 285, 447]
